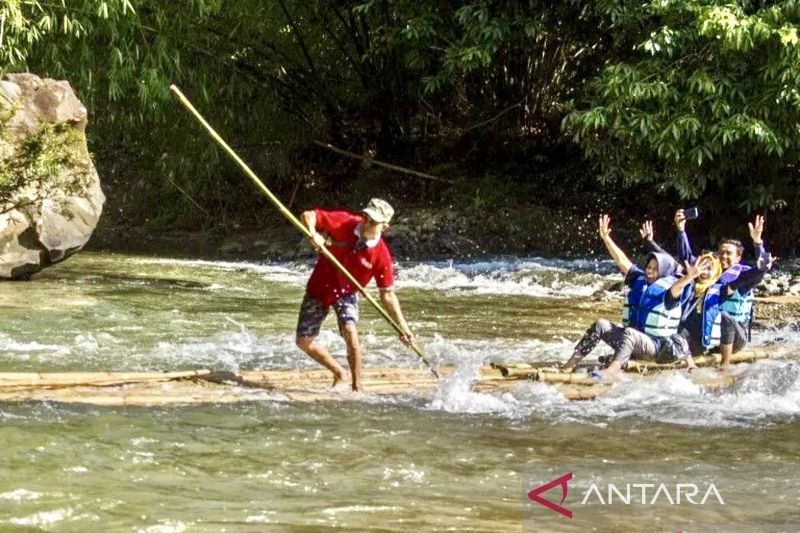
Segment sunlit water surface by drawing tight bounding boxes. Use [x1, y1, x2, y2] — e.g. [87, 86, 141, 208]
[1, 252, 798, 531]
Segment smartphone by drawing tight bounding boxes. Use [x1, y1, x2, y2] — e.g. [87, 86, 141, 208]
[685, 207, 700, 220]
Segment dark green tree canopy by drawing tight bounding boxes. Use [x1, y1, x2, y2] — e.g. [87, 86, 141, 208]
[2, 1, 799, 248]
[566, 0, 800, 211]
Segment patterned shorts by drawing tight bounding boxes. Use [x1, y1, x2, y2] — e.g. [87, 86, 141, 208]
[295, 292, 359, 339]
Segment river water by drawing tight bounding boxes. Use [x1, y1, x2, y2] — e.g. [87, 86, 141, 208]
[1, 252, 799, 531]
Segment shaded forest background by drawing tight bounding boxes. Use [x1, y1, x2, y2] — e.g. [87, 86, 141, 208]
[2, 0, 800, 256]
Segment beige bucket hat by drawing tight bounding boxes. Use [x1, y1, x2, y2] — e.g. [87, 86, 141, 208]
[362, 198, 395, 224]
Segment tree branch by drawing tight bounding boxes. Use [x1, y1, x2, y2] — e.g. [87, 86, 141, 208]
[313, 140, 453, 184]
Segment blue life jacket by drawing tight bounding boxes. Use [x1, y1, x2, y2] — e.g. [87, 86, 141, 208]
[622, 276, 647, 329]
[623, 275, 682, 338]
[718, 264, 754, 325]
[690, 285, 723, 351]
[688, 263, 755, 351]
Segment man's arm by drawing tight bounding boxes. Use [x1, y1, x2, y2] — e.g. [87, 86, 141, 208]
[725, 254, 775, 298]
[380, 289, 413, 346]
[301, 210, 326, 249]
[599, 214, 633, 276]
[674, 209, 697, 264]
[645, 239, 668, 255]
[725, 268, 766, 298]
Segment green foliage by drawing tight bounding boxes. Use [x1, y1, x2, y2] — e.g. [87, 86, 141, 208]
[1, 1, 798, 249]
[565, 0, 800, 211]
[0, 110, 92, 215]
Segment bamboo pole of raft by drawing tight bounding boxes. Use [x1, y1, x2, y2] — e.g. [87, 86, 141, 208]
[624, 350, 768, 372]
[495, 350, 768, 378]
[0, 363, 750, 406]
[169, 85, 438, 378]
[0, 370, 213, 389]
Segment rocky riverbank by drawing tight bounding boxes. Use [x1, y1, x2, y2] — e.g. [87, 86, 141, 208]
[754, 295, 800, 329]
[88, 206, 800, 302]
[88, 204, 595, 260]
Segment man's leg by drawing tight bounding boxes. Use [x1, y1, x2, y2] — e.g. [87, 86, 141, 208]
[563, 318, 624, 369]
[335, 294, 362, 392]
[295, 294, 346, 386]
[719, 312, 748, 369]
[340, 324, 362, 392]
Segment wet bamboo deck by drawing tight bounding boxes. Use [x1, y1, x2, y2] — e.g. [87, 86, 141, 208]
[0, 351, 767, 406]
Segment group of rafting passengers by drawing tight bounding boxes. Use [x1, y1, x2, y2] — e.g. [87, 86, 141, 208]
[294, 199, 776, 390]
[562, 210, 776, 379]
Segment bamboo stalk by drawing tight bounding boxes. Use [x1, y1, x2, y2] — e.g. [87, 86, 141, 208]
[0, 370, 212, 389]
[493, 350, 768, 379]
[0, 351, 768, 406]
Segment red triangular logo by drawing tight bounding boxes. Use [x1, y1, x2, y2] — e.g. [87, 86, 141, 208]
[528, 472, 573, 519]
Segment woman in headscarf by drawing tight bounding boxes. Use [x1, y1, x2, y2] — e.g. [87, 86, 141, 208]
[561, 215, 693, 378]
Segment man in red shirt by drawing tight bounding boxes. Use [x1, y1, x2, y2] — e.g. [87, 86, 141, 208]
[297, 198, 413, 391]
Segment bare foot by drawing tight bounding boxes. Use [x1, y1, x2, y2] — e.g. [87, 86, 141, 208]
[331, 371, 346, 388]
[352, 383, 364, 393]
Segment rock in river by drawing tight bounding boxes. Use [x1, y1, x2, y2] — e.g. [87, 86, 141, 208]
[0, 73, 104, 279]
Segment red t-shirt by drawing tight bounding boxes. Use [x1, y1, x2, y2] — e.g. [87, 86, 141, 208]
[306, 209, 395, 306]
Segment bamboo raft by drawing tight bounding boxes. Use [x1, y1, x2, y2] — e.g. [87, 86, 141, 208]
[0, 351, 768, 406]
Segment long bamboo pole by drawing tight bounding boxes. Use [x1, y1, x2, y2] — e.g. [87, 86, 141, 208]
[169, 85, 438, 378]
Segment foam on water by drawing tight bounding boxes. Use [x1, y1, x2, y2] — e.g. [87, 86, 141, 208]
[1, 315, 797, 428]
[427, 347, 518, 415]
[323, 505, 406, 515]
[0, 333, 71, 356]
[7, 324, 800, 428]
[5, 507, 89, 527]
[397, 258, 618, 297]
[4, 254, 796, 428]
[138, 521, 191, 533]
[0, 332, 122, 368]
[135, 256, 619, 298]
[0, 489, 43, 501]
[136, 325, 568, 372]
[421, 328, 800, 428]
[148, 328, 291, 372]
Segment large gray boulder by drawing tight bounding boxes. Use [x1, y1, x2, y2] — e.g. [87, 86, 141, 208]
[0, 73, 104, 279]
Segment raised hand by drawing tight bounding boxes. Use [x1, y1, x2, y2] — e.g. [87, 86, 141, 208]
[682, 260, 699, 279]
[674, 209, 687, 232]
[684, 257, 711, 280]
[639, 220, 654, 241]
[748, 214, 765, 245]
[598, 214, 613, 240]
